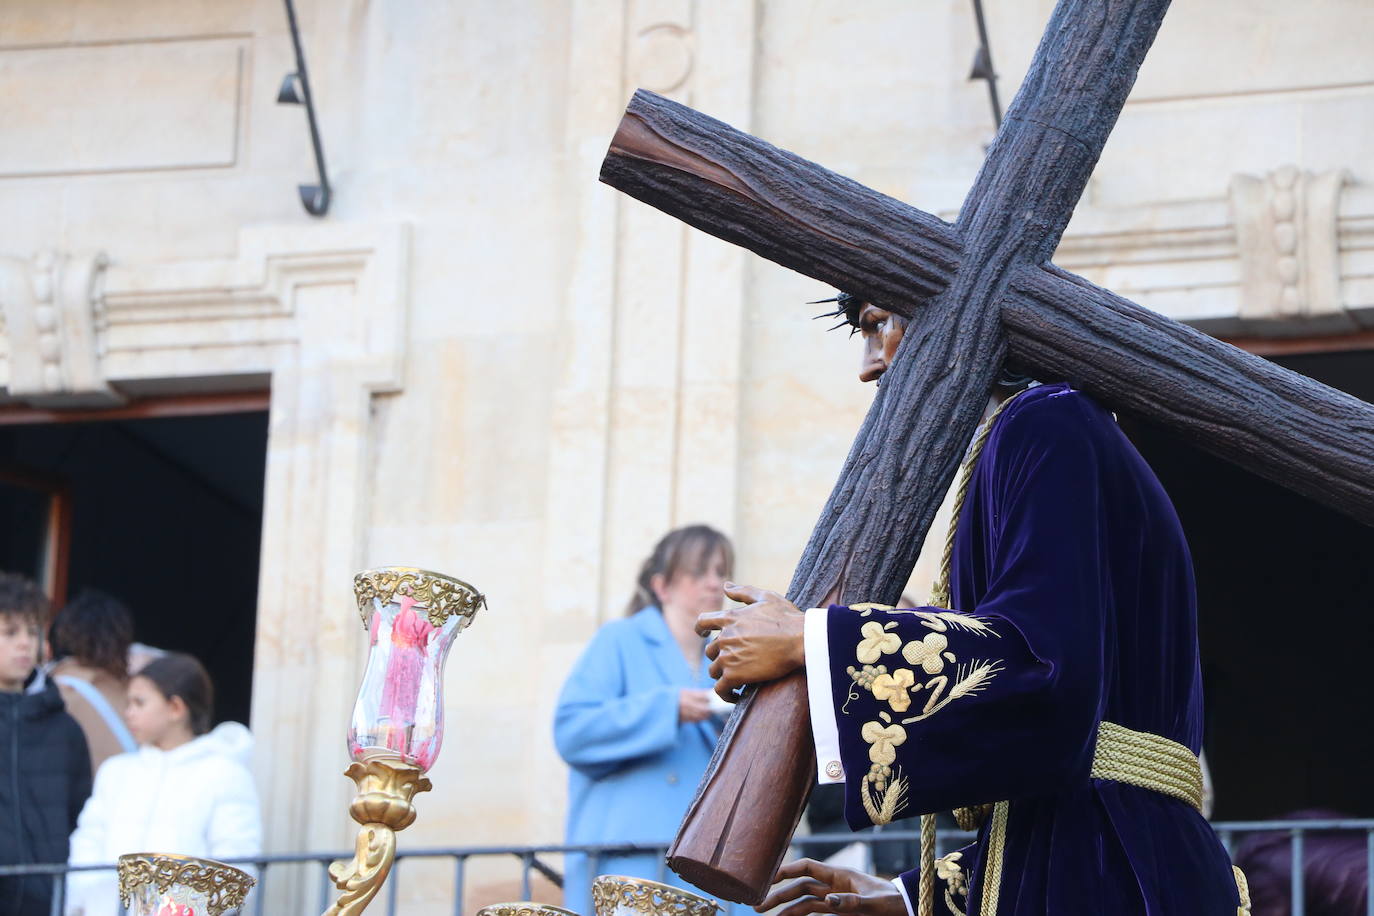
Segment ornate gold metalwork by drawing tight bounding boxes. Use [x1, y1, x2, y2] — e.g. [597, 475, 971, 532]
[353, 566, 486, 629]
[476, 904, 581, 916]
[323, 755, 433, 916]
[590, 875, 719, 916]
[117, 853, 254, 916]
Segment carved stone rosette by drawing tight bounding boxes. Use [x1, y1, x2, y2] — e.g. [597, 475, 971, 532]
[591, 876, 719, 916]
[323, 755, 433, 916]
[117, 853, 255, 916]
[477, 904, 582, 916]
[352, 566, 486, 629]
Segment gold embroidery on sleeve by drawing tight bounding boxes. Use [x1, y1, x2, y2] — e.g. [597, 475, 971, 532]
[859, 715, 910, 824]
[912, 610, 1001, 636]
[902, 659, 1005, 724]
[843, 664, 887, 713]
[903, 632, 953, 673]
[847, 610, 1007, 824]
[870, 669, 917, 712]
[857, 621, 903, 663]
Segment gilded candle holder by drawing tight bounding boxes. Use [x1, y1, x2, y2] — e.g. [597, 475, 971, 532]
[325, 567, 485, 916]
[117, 853, 254, 916]
[590, 876, 720, 916]
[477, 904, 582, 916]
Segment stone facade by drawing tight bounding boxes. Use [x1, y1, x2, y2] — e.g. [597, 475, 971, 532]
[0, 0, 1369, 911]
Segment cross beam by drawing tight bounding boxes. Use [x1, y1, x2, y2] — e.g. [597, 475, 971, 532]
[599, 0, 1374, 904]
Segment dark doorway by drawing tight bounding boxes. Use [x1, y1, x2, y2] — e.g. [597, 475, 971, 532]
[1122, 349, 1374, 821]
[0, 407, 269, 726]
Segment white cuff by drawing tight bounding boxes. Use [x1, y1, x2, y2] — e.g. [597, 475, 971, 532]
[804, 606, 844, 784]
[892, 877, 914, 916]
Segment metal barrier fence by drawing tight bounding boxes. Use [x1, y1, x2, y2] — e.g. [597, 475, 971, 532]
[4, 819, 1372, 916]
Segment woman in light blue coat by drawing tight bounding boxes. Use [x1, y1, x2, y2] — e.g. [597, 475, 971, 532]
[555, 525, 740, 916]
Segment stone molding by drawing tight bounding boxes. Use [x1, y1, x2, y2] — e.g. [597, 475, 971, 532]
[0, 250, 119, 407]
[1056, 168, 1370, 338]
[1231, 166, 1349, 325]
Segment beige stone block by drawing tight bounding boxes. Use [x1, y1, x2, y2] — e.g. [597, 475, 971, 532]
[755, 0, 989, 214]
[0, 0, 255, 45]
[1094, 97, 1303, 207]
[0, 38, 243, 177]
[1134, 0, 1374, 101]
[985, 0, 1374, 106]
[46, 172, 301, 263]
[1300, 91, 1374, 179]
[0, 185, 63, 255]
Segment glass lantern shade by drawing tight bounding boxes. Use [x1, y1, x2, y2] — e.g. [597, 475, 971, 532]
[591, 876, 719, 916]
[117, 854, 254, 916]
[347, 567, 484, 772]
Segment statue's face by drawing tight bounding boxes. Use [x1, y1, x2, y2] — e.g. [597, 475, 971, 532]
[856, 302, 906, 383]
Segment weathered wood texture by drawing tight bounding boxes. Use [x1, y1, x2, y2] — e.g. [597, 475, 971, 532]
[1007, 267, 1374, 518]
[667, 670, 815, 904]
[600, 56, 1374, 531]
[610, 0, 1243, 904]
[601, 97, 962, 310]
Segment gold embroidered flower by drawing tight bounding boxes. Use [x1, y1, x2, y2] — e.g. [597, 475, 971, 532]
[869, 668, 916, 712]
[860, 721, 907, 766]
[935, 852, 967, 896]
[856, 622, 901, 663]
[902, 632, 951, 674]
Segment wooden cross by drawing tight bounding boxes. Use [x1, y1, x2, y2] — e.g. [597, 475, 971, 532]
[598, 0, 1374, 905]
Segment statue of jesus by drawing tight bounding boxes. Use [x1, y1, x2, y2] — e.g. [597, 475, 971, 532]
[695, 294, 1245, 916]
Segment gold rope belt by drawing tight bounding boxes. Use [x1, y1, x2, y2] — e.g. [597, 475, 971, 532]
[924, 722, 1207, 916]
[1090, 720, 1204, 811]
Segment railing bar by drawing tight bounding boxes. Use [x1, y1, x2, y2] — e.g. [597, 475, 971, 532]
[521, 852, 533, 900]
[319, 858, 334, 912]
[1291, 828, 1305, 916]
[11, 822, 1374, 908]
[1366, 829, 1373, 916]
[656, 848, 667, 883]
[588, 852, 601, 913]
[50, 872, 61, 916]
[387, 858, 400, 916]
[529, 854, 565, 889]
[453, 855, 467, 916]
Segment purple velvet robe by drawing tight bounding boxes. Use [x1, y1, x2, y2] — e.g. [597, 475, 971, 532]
[817, 383, 1238, 914]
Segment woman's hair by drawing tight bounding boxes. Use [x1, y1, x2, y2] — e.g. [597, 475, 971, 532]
[1231, 809, 1368, 916]
[136, 652, 215, 735]
[50, 589, 134, 680]
[625, 524, 734, 616]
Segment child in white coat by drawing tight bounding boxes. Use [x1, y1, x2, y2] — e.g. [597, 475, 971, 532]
[66, 653, 261, 916]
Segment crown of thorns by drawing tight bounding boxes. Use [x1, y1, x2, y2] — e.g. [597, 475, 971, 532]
[809, 291, 864, 334]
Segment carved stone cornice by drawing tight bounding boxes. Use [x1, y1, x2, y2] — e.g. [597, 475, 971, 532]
[0, 250, 122, 406]
[1230, 165, 1350, 325]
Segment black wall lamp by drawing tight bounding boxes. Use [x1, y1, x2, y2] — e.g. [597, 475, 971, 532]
[278, 0, 331, 216]
[969, 0, 1003, 129]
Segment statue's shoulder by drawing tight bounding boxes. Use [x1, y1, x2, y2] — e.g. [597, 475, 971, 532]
[996, 383, 1112, 445]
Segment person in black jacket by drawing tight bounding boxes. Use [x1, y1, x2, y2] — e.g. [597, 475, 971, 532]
[0, 574, 91, 916]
